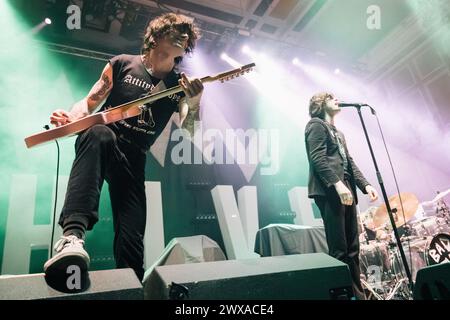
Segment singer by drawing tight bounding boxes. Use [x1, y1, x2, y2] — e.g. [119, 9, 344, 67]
[304, 92, 379, 300]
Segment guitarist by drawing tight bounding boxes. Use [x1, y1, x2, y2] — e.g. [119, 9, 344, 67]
[44, 13, 203, 281]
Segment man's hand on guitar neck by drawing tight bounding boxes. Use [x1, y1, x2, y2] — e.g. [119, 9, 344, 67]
[179, 72, 203, 136]
[179, 72, 203, 106]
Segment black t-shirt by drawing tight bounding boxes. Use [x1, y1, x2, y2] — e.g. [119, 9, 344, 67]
[100, 54, 184, 152]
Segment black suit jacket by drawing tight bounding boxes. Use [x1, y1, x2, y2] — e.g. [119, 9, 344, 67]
[305, 117, 370, 204]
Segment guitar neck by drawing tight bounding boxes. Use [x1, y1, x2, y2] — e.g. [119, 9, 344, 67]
[106, 75, 213, 113]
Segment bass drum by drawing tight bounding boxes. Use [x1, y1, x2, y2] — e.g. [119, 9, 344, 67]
[427, 233, 450, 265]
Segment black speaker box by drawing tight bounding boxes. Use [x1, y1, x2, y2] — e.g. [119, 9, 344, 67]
[0, 268, 143, 300]
[413, 262, 450, 300]
[145, 253, 354, 300]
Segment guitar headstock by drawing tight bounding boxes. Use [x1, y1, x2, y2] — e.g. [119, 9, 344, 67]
[208, 63, 256, 83]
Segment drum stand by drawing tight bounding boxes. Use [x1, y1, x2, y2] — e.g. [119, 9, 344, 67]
[361, 278, 384, 300]
[354, 105, 414, 293]
[385, 278, 410, 300]
[362, 276, 411, 300]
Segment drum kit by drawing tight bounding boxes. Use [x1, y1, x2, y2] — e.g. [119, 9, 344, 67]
[358, 190, 450, 300]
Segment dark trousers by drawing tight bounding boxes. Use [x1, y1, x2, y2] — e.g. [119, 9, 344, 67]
[314, 179, 366, 300]
[59, 124, 147, 281]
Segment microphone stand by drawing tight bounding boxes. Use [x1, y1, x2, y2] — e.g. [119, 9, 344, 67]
[354, 104, 413, 292]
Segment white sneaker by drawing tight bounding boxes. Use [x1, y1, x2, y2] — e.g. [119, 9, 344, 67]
[44, 235, 90, 278]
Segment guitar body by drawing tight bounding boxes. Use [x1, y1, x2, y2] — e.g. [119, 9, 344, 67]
[24, 105, 142, 148]
[25, 113, 104, 148]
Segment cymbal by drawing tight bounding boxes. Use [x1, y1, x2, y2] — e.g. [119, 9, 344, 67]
[431, 188, 450, 202]
[421, 188, 450, 207]
[373, 192, 419, 228]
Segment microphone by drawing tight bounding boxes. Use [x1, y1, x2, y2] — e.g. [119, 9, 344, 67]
[338, 102, 368, 107]
[338, 102, 376, 115]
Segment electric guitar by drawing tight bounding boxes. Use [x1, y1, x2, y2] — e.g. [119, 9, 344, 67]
[24, 63, 255, 148]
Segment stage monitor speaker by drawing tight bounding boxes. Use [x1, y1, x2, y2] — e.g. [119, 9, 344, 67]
[413, 262, 450, 300]
[145, 253, 354, 300]
[0, 268, 143, 300]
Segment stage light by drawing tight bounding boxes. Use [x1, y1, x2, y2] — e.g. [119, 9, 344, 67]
[220, 52, 229, 60]
[31, 18, 52, 34]
[292, 58, 300, 66]
[334, 68, 341, 75]
[238, 29, 251, 37]
[242, 45, 251, 54]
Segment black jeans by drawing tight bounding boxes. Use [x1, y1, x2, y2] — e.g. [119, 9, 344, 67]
[314, 179, 365, 300]
[59, 124, 147, 281]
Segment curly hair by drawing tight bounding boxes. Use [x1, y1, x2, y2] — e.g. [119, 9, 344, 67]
[309, 92, 335, 119]
[142, 13, 200, 64]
